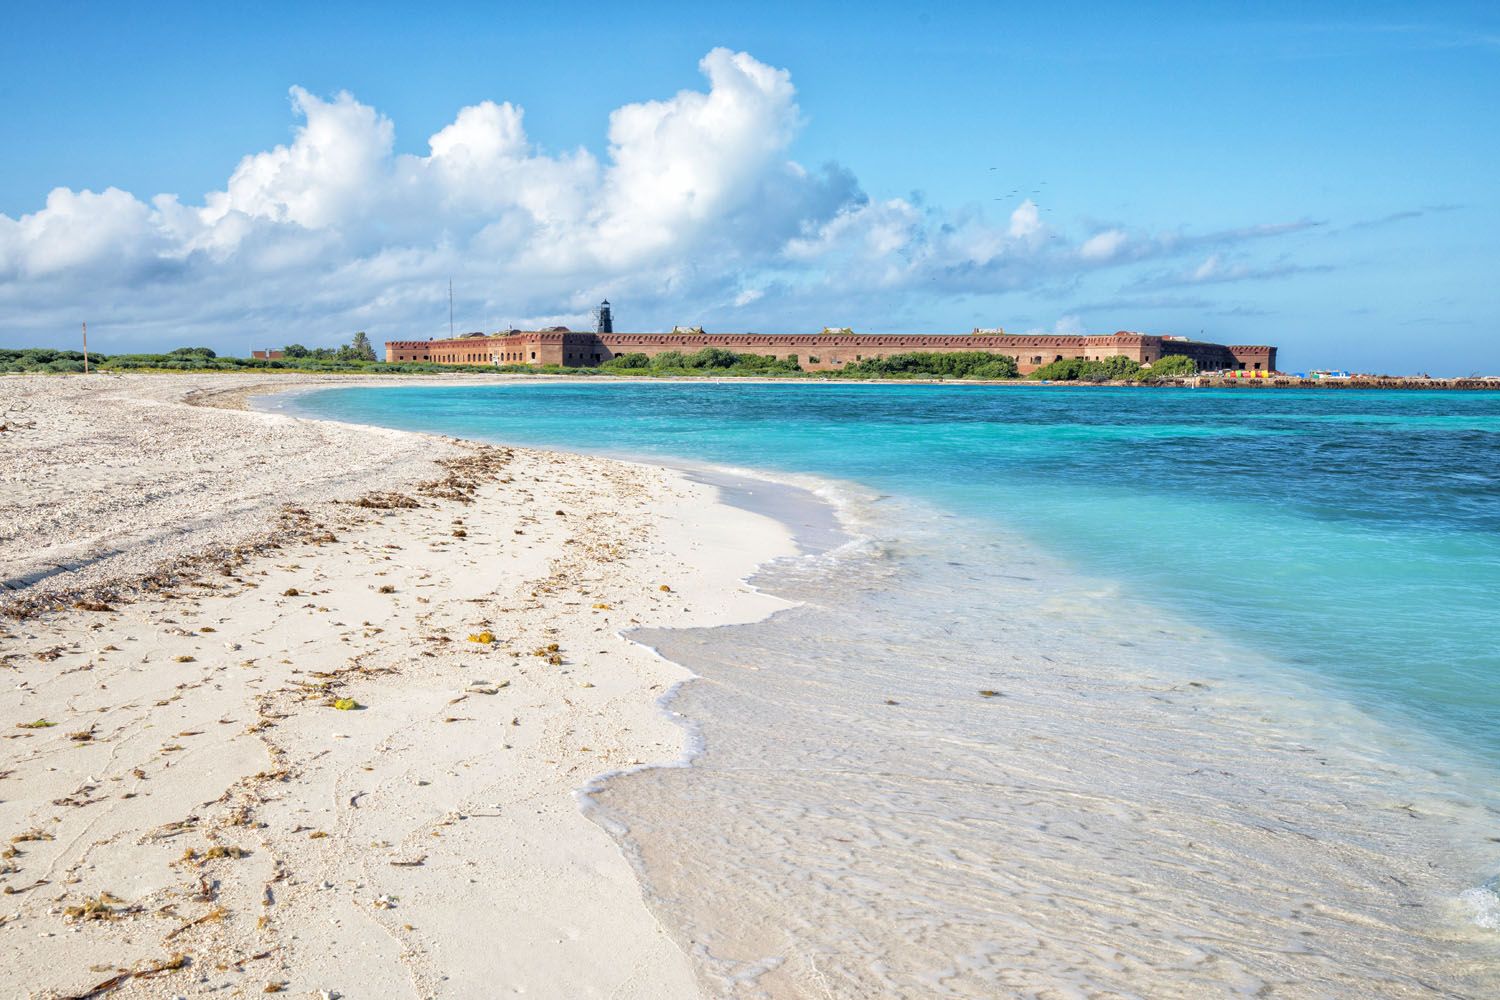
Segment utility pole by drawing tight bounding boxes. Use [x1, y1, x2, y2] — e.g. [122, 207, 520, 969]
[81, 322, 90, 374]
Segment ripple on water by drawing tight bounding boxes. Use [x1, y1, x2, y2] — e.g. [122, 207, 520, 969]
[593, 485, 1500, 1000]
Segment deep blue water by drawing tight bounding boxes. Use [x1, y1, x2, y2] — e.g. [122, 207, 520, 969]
[286, 382, 1500, 759]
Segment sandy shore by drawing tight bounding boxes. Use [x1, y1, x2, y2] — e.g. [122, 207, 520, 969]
[0, 374, 794, 998]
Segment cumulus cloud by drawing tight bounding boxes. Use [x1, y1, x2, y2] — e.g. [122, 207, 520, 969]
[0, 48, 1329, 348]
[1, 187, 160, 279]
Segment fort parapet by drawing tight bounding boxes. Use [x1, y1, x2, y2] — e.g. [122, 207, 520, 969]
[385, 327, 1276, 375]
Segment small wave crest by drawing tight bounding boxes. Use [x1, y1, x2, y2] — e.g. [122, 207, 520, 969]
[1460, 876, 1500, 931]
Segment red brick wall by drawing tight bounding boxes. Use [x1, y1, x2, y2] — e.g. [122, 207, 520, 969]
[384, 340, 433, 363]
[388, 331, 1276, 374]
[1229, 345, 1277, 372]
[594, 332, 1171, 373]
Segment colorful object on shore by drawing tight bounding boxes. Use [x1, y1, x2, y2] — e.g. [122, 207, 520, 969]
[467, 631, 495, 644]
[329, 698, 359, 711]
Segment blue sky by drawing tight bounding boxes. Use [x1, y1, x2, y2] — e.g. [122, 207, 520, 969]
[1, 1, 1496, 373]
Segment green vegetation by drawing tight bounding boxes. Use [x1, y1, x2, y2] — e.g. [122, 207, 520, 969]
[602, 347, 802, 376]
[1028, 354, 1196, 382]
[0, 348, 101, 373]
[1029, 355, 1140, 381]
[0, 347, 511, 376]
[4, 330, 463, 374]
[350, 331, 377, 361]
[278, 332, 377, 362]
[94, 354, 488, 374]
[602, 352, 650, 369]
[837, 351, 1019, 380]
[1136, 354, 1197, 379]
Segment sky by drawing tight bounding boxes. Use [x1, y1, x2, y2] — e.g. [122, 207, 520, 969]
[1, 1, 1497, 374]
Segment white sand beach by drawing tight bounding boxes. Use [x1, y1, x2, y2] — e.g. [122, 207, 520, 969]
[0, 374, 793, 998]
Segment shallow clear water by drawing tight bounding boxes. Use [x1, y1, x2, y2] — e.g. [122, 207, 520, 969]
[284, 382, 1500, 996]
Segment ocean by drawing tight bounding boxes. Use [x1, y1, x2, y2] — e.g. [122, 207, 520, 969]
[282, 381, 1500, 997]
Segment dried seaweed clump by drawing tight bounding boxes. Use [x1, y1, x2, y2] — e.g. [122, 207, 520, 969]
[416, 446, 513, 503]
[64, 891, 138, 921]
[193, 844, 250, 862]
[351, 491, 421, 510]
[10, 828, 54, 844]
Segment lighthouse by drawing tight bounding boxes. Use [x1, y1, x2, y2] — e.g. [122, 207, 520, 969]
[596, 299, 613, 334]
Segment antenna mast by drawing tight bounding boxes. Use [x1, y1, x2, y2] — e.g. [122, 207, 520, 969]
[449, 280, 454, 339]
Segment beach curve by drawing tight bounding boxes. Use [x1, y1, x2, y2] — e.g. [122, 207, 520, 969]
[0, 372, 794, 998]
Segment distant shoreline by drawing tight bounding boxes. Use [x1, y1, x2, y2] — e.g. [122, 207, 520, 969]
[5, 369, 1498, 391]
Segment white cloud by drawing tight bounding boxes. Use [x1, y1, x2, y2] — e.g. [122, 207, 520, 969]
[209, 87, 393, 230]
[1193, 253, 1227, 280]
[0, 186, 158, 279]
[0, 48, 1325, 349]
[1008, 199, 1042, 239]
[1080, 228, 1127, 260]
[595, 48, 801, 260]
[1128, 252, 1333, 290]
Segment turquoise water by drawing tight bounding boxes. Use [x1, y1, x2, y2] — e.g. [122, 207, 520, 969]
[288, 382, 1500, 760]
[282, 381, 1500, 996]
